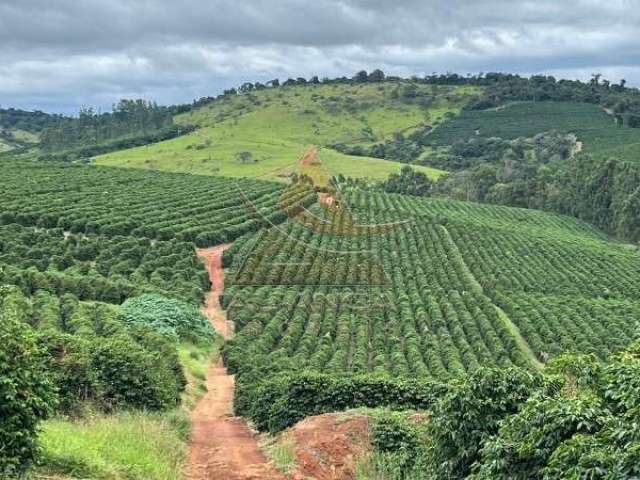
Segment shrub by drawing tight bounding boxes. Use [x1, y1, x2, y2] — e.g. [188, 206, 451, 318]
[424, 367, 543, 479]
[0, 299, 56, 476]
[37, 328, 186, 414]
[36, 332, 95, 414]
[120, 294, 214, 344]
[237, 372, 447, 433]
[90, 334, 184, 411]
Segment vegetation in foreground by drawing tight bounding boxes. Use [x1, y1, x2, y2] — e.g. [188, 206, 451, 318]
[2, 70, 640, 479]
[359, 343, 640, 479]
[36, 412, 188, 480]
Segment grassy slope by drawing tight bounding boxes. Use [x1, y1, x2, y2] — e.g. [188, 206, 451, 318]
[0, 128, 39, 152]
[96, 83, 478, 182]
[35, 339, 220, 480]
[427, 101, 640, 163]
[37, 413, 187, 480]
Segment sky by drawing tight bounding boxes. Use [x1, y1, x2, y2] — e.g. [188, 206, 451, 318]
[1, 0, 639, 114]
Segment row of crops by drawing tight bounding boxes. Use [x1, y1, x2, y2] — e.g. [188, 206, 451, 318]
[426, 101, 640, 162]
[0, 161, 317, 308]
[0, 161, 316, 246]
[224, 190, 640, 381]
[0, 223, 208, 304]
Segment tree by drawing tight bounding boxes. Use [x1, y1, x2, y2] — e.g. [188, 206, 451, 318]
[354, 70, 369, 83]
[369, 69, 385, 82]
[235, 151, 254, 164]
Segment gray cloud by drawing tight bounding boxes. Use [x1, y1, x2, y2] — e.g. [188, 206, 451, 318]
[1, 0, 639, 113]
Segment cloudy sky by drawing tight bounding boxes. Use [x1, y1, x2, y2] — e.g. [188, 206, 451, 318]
[1, 0, 639, 113]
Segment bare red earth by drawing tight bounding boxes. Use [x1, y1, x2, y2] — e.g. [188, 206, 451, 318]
[299, 146, 320, 166]
[286, 413, 373, 480]
[186, 245, 284, 480]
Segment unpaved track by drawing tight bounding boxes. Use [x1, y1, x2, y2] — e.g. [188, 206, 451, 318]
[299, 146, 320, 166]
[186, 245, 284, 480]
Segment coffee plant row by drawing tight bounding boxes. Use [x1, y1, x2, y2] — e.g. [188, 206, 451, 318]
[0, 223, 208, 304]
[224, 190, 640, 382]
[0, 161, 316, 247]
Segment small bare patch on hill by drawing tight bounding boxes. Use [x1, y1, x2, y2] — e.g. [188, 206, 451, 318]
[266, 412, 373, 480]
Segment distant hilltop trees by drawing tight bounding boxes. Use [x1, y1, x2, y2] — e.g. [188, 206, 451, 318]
[190, 70, 640, 125]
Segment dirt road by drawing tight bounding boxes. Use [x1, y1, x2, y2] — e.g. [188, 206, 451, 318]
[186, 245, 284, 480]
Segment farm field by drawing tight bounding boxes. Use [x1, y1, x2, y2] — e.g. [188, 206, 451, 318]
[3, 76, 640, 479]
[6, 158, 638, 383]
[2, 152, 640, 478]
[426, 101, 640, 162]
[95, 82, 469, 182]
[0, 161, 315, 247]
[222, 190, 640, 384]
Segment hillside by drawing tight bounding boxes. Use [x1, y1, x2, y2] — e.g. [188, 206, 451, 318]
[94, 82, 473, 182]
[426, 100, 640, 163]
[223, 190, 638, 381]
[0, 107, 57, 152]
[3, 73, 640, 480]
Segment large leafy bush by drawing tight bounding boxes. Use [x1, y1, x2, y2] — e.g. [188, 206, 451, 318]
[424, 367, 543, 479]
[91, 333, 185, 411]
[121, 294, 214, 343]
[37, 328, 186, 413]
[0, 290, 56, 476]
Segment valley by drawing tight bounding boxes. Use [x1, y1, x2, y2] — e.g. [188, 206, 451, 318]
[2, 72, 640, 480]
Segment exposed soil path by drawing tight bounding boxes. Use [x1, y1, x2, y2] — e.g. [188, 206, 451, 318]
[299, 146, 320, 166]
[186, 245, 284, 480]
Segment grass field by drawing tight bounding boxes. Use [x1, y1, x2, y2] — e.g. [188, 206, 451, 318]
[37, 412, 187, 480]
[426, 101, 640, 163]
[95, 82, 475, 182]
[0, 128, 38, 152]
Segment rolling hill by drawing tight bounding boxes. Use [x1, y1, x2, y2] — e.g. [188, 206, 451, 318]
[3, 73, 640, 480]
[94, 82, 476, 182]
[426, 100, 640, 163]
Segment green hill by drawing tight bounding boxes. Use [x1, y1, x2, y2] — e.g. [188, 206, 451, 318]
[3, 138, 640, 478]
[426, 101, 640, 163]
[0, 128, 39, 152]
[95, 82, 477, 183]
[0, 107, 58, 152]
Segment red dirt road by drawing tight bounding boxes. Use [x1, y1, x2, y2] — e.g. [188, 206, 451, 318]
[299, 146, 320, 166]
[186, 245, 284, 480]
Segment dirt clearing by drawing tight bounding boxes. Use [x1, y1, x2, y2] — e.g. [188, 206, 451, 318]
[186, 245, 284, 480]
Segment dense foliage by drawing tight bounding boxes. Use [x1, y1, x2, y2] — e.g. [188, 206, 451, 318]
[381, 165, 434, 196]
[121, 293, 214, 343]
[366, 343, 640, 479]
[438, 148, 640, 241]
[39, 99, 188, 159]
[0, 107, 60, 133]
[0, 286, 187, 414]
[0, 161, 315, 247]
[0, 287, 57, 477]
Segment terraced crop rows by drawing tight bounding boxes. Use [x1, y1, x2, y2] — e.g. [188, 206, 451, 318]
[224, 191, 640, 380]
[0, 162, 315, 246]
[0, 223, 208, 304]
[426, 101, 640, 163]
